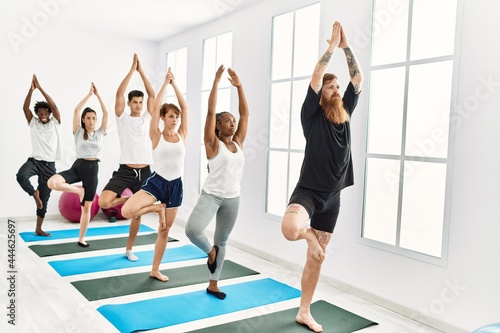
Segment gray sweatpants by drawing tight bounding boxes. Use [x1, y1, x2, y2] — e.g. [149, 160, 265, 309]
[185, 190, 240, 281]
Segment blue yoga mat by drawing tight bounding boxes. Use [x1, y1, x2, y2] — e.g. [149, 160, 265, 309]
[49, 244, 207, 277]
[98, 278, 301, 333]
[20, 224, 154, 242]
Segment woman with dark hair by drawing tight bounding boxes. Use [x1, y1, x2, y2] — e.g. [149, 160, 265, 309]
[185, 65, 249, 300]
[48, 83, 108, 247]
[121, 68, 189, 281]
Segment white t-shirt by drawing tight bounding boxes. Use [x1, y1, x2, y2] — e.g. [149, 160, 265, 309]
[30, 117, 61, 162]
[74, 127, 105, 159]
[203, 141, 245, 198]
[116, 112, 153, 165]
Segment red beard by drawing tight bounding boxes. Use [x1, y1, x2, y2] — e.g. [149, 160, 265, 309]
[320, 93, 350, 124]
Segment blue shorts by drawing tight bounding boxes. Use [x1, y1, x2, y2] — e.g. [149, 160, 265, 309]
[288, 185, 341, 233]
[141, 172, 183, 208]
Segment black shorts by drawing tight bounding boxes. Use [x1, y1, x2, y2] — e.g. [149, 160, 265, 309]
[288, 185, 341, 233]
[141, 172, 183, 208]
[103, 164, 151, 195]
[58, 159, 99, 202]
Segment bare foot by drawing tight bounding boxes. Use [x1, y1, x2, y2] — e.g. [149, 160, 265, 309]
[33, 190, 43, 209]
[35, 230, 52, 237]
[305, 228, 325, 260]
[150, 270, 169, 282]
[157, 203, 167, 229]
[296, 310, 323, 332]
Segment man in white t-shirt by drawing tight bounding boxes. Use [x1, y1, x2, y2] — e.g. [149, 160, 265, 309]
[16, 74, 61, 236]
[98, 54, 155, 261]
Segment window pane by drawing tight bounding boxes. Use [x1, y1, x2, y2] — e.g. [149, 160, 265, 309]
[411, 0, 457, 60]
[293, 3, 320, 77]
[363, 158, 400, 245]
[176, 47, 188, 93]
[269, 82, 291, 149]
[267, 151, 288, 215]
[405, 61, 453, 158]
[272, 12, 293, 80]
[400, 161, 446, 257]
[290, 79, 309, 150]
[217, 88, 231, 113]
[288, 151, 304, 198]
[202, 37, 216, 90]
[367, 67, 405, 155]
[217, 32, 233, 88]
[371, 0, 410, 66]
[167, 47, 188, 96]
[167, 52, 176, 73]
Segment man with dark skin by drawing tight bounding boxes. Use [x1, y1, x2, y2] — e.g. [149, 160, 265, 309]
[17, 74, 61, 236]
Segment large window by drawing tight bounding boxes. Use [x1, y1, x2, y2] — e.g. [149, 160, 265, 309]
[200, 32, 233, 189]
[362, 0, 461, 263]
[266, 3, 320, 216]
[166, 47, 188, 103]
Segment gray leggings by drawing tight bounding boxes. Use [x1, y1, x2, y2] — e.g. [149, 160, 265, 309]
[185, 190, 240, 281]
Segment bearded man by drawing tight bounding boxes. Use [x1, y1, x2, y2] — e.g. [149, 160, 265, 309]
[280, 21, 364, 333]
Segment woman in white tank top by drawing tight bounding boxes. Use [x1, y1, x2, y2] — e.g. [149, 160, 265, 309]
[121, 68, 189, 282]
[185, 65, 249, 300]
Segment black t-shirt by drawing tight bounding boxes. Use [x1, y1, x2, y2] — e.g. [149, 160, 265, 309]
[297, 82, 360, 192]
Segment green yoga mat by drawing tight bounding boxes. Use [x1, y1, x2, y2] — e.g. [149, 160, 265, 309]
[72, 260, 259, 301]
[28, 233, 177, 257]
[188, 300, 378, 333]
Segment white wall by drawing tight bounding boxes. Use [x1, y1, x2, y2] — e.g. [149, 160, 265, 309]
[158, 0, 500, 332]
[0, 7, 158, 218]
[2, 0, 499, 332]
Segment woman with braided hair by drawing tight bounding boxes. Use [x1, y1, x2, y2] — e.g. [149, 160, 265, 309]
[185, 65, 249, 300]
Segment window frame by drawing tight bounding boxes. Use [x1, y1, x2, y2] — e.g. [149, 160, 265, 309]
[359, 0, 465, 266]
[265, 2, 321, 219]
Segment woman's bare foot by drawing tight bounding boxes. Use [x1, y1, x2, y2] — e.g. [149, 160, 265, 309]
[305, 228, 325, 260]
[35, 230, 51, 237]
[296, 310, 323, 332]
[33, 189, 43, 209]
[150, 270, 169, 282]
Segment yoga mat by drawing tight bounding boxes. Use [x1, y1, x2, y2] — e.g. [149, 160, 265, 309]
[188, 300, 378, 333]
[72, 260, 259, 301]
[28, 233, 177, 257]
[20, 224, 154, 242]
[49, 244, 207, 277]
[98, 278, 301, 333]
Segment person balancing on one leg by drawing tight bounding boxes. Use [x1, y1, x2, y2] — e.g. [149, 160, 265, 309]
[281, 21, 364, 332]
[16, 74, 61, 236]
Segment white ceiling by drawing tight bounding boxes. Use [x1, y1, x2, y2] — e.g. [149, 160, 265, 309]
[1, 0, 266, 42]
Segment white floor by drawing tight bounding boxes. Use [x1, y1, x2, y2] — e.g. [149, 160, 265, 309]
[0, 214, 444, 333]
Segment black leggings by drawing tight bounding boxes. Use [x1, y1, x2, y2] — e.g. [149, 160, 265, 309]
[58, 159, 99, 203]
[16, 158, 56, 218]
